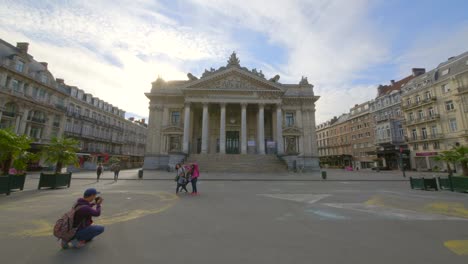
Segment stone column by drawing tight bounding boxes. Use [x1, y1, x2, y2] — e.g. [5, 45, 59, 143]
[241, 103, 248, 154]
[0, 72, 7, 87]
[310, 107, 319, 157]
[201, 103, 209, 154]
[257, 103, 265, 154]
[57, 114, 66, 138]
[182, 103, 191, 154]
[219, 103, 226, 154]
[296, 109, 303, 154]
[276, 104, 284, 155]
[44, 114, 54, 141]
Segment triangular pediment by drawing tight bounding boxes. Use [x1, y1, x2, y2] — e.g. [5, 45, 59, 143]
[182, 67, 284, 92]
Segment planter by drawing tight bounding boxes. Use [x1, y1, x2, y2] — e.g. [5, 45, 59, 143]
[451, 176, 468, 193]
[438, 177, 452, 190]
[8, 174, 26, 191]
[410, 177, 424, 190]
[0, 176, 10, 195]
[38, 172, 72, 189]
[321, 171, 327, 180]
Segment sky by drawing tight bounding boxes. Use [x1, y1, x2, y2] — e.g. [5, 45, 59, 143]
[1, 0, 467, 123]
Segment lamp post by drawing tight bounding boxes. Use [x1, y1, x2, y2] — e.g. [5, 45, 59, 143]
[397, 146, 406, 178]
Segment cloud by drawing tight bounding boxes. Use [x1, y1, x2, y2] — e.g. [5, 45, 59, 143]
[0, 0, 391, 123]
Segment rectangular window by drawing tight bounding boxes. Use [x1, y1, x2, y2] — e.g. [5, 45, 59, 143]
[442, 84, 450, 93]
[285, 112, 295, 127]
[416, 95, 421, 103]
[421, 128, 427, 139]
[433, 141, 440, 150]
[407, 98, 412, 106]
[409, 112, 414, 121]
[428, 107, 435, 117]
[171, 111, 180, 125]
[11, 79, 19, 91]
[425, 91, 432, 99]
[423, 142, 429, 150]
[449, 118, 458, 132]
[418, 110, 424, 119]
[16, 61, 24, 72]
[431, 126, 438, 137]
[445, 100, 455, 111]
[411, 129, 417, 140]
[413, 143, 419, 151]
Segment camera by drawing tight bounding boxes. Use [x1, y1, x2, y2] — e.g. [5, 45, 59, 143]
[95, 196, 101, 203]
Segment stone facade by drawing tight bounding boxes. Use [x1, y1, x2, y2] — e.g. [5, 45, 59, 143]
[316, 114, 352, 168]
[0, 39, 147, 170]
[401, 51, 468, 171]
[144, 52, 320, 171]
[348, 101, 377, 169]
[368, 69, 424, 170]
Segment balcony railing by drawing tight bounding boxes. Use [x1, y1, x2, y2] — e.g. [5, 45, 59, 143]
[30, 117, 46, 123]
[2, 111, 16, 118]
[457, 87, 468, 94]
[406, 133, 444, 143]
[402, 96, 437, 110]
[404, 114, 440, 126]
[55, 104, 67, 111]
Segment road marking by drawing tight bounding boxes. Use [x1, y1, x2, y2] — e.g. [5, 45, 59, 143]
[324, 203, 468, 221]
[305, 209, 348, 220]
[8, 191, 178, 238]
[258, 194, 330, 204]
[424, 202, 468, 219]
[444, 240, 468, 255]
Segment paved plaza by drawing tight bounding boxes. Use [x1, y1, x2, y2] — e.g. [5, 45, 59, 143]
[1, 169, 468, 263]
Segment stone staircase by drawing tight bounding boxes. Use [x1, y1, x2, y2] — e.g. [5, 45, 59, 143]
[186, 154, 288, 173]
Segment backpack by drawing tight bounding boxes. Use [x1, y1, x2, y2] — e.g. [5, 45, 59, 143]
[53, 204, 86, 242]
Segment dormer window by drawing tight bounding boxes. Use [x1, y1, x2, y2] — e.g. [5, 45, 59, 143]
[40, 74, 48, 84]
[16, 61, 24, 72]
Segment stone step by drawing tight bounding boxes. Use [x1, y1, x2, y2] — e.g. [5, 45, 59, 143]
[186, 154, 288, 173]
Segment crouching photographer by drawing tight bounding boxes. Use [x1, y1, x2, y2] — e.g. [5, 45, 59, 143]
[63, 188, 105, 249]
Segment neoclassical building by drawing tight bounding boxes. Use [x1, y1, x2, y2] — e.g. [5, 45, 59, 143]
[144, 53, 320, 171]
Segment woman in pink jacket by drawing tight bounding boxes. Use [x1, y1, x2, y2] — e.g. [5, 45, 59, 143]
[190, 163, 200, 195]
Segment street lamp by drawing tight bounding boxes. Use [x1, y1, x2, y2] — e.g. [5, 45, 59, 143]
[396, 146, 406, 178]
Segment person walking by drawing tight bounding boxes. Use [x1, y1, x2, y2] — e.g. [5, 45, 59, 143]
[190, 163, 200, 195]
[96, 163, 103, 182]
[111, 163, 121, 181]
[175, 163, 189, 194]
[61, 188, 105, 249]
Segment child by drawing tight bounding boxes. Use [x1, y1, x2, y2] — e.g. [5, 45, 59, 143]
[175, 164, 189, 194]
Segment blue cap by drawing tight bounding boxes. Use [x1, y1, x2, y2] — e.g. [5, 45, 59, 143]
[83, 188, 100, 197]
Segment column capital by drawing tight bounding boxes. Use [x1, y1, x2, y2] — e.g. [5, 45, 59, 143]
[258, 103, 265, 108]
[276, 103, 282, 109]
[219, 102, 227, 108]
[241, 102, 248, 108]
[202, 102, 210, 107]
[184, 102, 191, 107]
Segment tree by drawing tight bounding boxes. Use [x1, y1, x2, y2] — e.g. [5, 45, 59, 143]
[434, 146, 468, 177]
[41, 137, 80, 173]
[0, 129, 32, 175]
[451, 145, 468, 176]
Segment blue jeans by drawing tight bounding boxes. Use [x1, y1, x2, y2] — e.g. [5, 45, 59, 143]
[75, 225, 105, 242]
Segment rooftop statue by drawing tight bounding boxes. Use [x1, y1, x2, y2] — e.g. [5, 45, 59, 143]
[299, 76, 309, 86]
[187, 73, 198, 81]
[227, 51, 240, 67]
[269, 74, 280, 83]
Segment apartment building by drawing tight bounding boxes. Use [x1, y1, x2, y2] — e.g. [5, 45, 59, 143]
[369, 69, 425, 170]
[401, 51, 468, 171]
[316, 114, 352, 168]
[0, 39, 147, 170]
[348, 101, 377, 169]
[0, 40, 68, 157]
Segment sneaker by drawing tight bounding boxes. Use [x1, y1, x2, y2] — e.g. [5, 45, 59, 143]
[70, 239, 86, 249]
[60, 240, 69, 249]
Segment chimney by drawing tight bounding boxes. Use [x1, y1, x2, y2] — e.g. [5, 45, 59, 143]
[40, 62, 48, 70]
[412, 68, 426, 76]
[16, 42, 29, 53]
[56, 78, 64, 84]
[129, 117, 135, 121]
[390, 80, 395, 85]
[141, 118, 146, 124]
